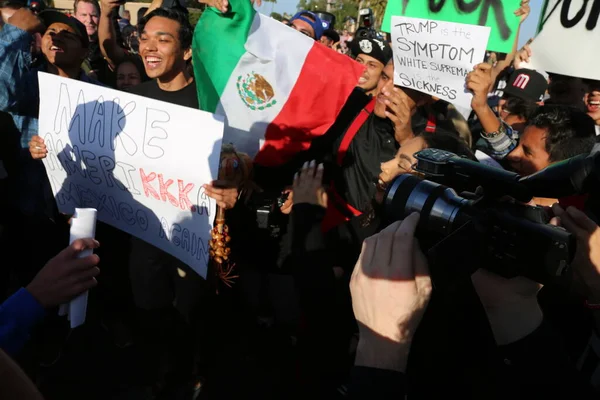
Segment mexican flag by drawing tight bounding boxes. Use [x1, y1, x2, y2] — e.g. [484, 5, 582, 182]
[192, 0, 364, 167]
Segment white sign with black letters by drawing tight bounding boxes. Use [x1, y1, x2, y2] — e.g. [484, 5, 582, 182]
[38, 72, 224, 278]
[391, 16, 490, 109]
[531, 0, 600, 80]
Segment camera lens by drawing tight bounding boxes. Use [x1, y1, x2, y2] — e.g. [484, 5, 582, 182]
[384, 174, 472, 236]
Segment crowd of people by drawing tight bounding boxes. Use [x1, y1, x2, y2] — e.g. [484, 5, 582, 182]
[1, 0, 600, 398]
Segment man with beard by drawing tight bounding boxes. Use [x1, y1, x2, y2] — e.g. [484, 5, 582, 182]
[349, 37, 391, 97]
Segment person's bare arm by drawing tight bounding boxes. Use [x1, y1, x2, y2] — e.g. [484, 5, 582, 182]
[467, 63, 501, 134]
[99, 0, 127, 69]
[6, 7, 44, 34]
[490, 0, 530, 86]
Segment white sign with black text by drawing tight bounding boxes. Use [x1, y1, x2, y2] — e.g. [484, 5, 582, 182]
[391, 16, 491, 109]
[531, 0, 600, 80]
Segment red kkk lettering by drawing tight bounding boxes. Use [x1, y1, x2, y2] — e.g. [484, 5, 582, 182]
[140, 168, 196, 211]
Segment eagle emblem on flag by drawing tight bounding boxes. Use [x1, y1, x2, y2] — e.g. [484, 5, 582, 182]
[236, 72, 277, 111]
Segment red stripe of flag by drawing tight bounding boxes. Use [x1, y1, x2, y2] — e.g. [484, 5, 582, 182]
[253, 43, 364, 167]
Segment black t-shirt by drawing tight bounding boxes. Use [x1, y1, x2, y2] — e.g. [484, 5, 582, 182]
[126, 78, 205, 312]
[128, 79, 199, 109]
[335, 114, 398, 212]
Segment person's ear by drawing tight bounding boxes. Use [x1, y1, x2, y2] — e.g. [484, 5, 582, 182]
[184, 47, 192, 62]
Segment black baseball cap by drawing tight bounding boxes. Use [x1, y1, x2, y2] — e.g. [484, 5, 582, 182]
[504, 69, 548, 102]
[39, 10, 89, 48]
[350, 37, 392, 66]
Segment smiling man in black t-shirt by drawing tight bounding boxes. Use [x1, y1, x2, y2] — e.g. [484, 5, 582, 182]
[128, 8, 197, 107]
[125, 8, 226, 393]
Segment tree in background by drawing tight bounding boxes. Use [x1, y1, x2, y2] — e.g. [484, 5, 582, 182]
[270, 11, 283, 20]
[189, 8, 202, 26]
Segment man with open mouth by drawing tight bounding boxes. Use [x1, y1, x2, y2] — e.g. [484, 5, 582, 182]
[1, 7, 96, 216]
[584, 80, 600, 136]
[349, 37, 392, 98]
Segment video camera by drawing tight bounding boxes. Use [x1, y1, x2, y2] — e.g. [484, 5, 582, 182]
[355, 8, 378, 40]
[383, 148, 600, 285]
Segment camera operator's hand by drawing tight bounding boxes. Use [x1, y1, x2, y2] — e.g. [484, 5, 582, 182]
[351, 213, 432, 372]
[203, 181, 238, 210]
[471, 269, 542, 345]
[26, 239, 100, 308]
[382, 87, 415, 145]
[551, 204, 600, 301]
[466, 63, 493, 111]
[28, 135, 47, 160]
[292, 160, 327, 208]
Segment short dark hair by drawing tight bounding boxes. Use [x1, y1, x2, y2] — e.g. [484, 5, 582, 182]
[528, 105, 596, 162]
[322, 29, 339, 43]
[138, 8, 192, 50]
[502, 95, 538, 121]
[137, 7, 148, 22]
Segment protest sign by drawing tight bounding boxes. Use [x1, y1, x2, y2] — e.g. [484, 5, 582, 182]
[382, 0, 521, 53]
[390, 16, 490, 110]
[530, 0, 600, 81]
[38, 72, 224, 278]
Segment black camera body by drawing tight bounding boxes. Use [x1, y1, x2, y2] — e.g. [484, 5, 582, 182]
[382, 148, 596, 285]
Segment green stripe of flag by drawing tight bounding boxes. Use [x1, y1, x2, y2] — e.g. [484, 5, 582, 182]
[192, 0, 255, 113]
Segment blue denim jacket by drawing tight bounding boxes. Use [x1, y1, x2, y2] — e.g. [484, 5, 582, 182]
[1, 24, 101, 217]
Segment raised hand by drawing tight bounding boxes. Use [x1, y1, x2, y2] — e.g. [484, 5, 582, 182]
[292, 160, 327, 208]
[381, 87, 415, 145]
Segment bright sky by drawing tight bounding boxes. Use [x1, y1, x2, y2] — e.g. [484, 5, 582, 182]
[255, 0, 544, 49]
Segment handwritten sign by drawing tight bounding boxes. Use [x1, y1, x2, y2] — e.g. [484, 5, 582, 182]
[531, 0, 600, 81]
[382, 0, 520, 53]
[391, 16, 490, 110]
[38, 72, 224, 278]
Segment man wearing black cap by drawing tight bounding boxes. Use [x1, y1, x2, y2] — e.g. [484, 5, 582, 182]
[500, 68, 547, 110]
[0, 7, 97, 274]
[349, 37, 392, 97]
[2, 7, 95, 166]
[467, 64, 548, 161]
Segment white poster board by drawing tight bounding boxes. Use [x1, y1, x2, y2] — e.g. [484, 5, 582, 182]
[38, 72, 224, 278]
[530, 0, 600, 80]
[391, 16, 490, 109]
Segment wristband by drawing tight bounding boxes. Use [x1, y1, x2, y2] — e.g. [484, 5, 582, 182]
[481, 121, 507, 139]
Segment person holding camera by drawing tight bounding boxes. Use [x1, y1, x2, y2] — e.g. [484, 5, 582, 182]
[339, 198, 600, 398]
